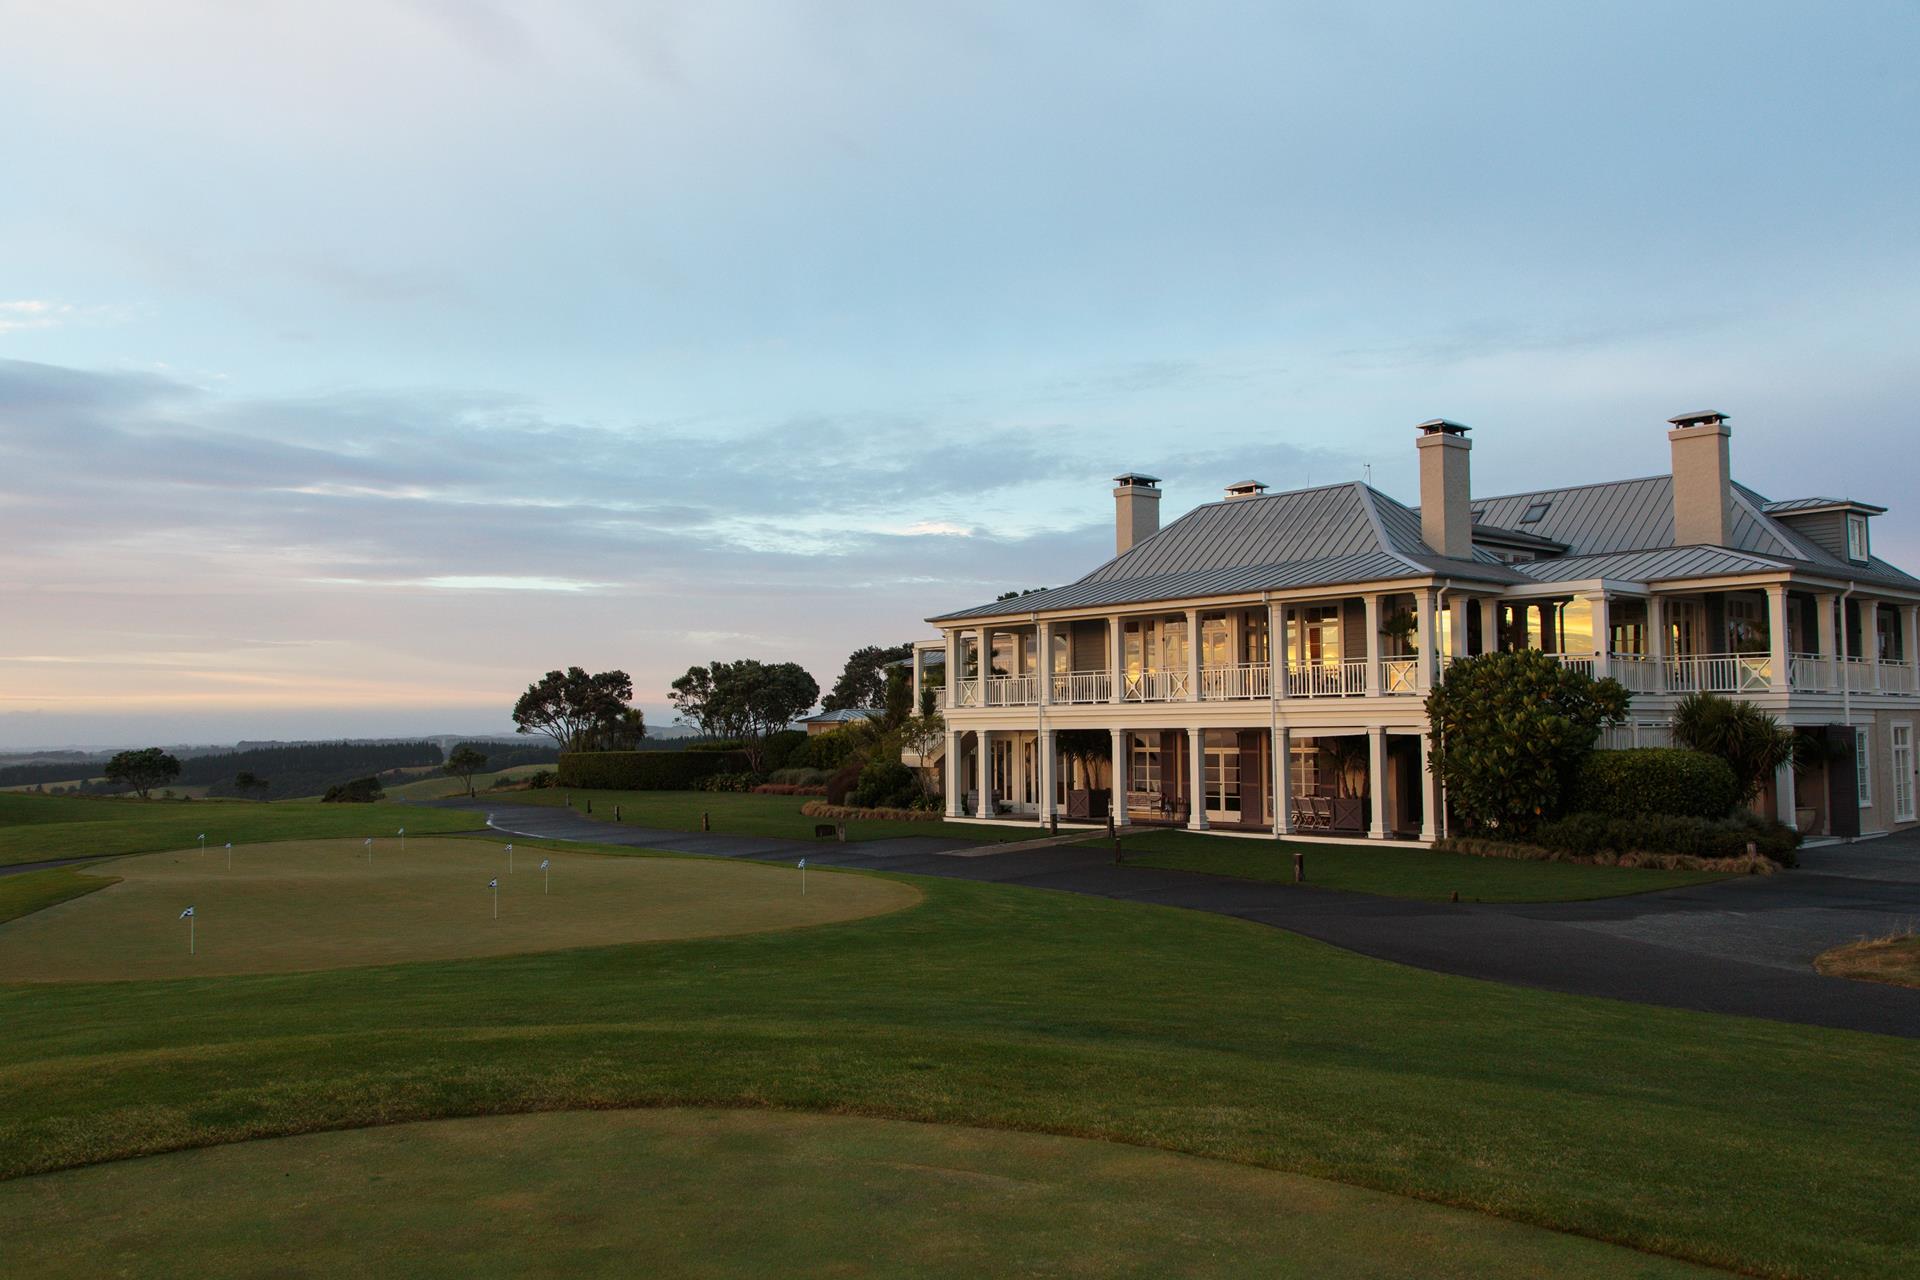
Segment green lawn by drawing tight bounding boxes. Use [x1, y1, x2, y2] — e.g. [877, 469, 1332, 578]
[1105, 828, 1734, 902]
[3, 832, 1917, 1276]
[516, 786, 1043, 844]
[0, 867, 118, 924]
[0, 1109, 1719, 1280]
[0, 839, 914, 982]
[378, 764, 551, 801]
[0, 792, 485, 867]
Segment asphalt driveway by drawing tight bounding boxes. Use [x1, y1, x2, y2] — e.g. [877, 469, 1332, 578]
[454, 800, 1920, 1039]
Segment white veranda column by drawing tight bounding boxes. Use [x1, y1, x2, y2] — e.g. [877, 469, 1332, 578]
[1767, 584, 1791, 693]
[1268, 601, 1286, 701]
[1815, 594, 1838, 691]
[1109, 616, 1125, 704]
[1364, 594, 1383, 695]
[944, 730, 963, 817]
[1038, 727, 1056, 822]
[1038, 621, 1053, 705]
[1367, 728, 1389, 839]
[1109, 727, 1130, 826]
[1419, 731, 1440, 842]
[1187, 727, 1209, 830]
[944, 631, 958, 710]
[1273, 726, 1293, 835]
[1868, 602, 1884, 690]
[1775, 759, 1798, 828]
[1186, 607, 1201, 700]
[1588, 593, 1613, 679]
[1414, 589, 1436, 693]
[976, 730, 994, 818]
[1479, 598, 1499, 655]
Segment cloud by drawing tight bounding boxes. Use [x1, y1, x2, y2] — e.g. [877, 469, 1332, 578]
[0, 300, 131, 335]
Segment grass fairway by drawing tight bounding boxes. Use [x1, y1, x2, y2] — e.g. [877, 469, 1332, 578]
[515, 787, 1042, 844]
[1106, 828, 1732, 902]
[0, 867, 118, 924]
[0, 838, 916, 981]
[0, 792, 483, 868]
[379, 764, 550, 801]
[0, 1110, 1719, 1280]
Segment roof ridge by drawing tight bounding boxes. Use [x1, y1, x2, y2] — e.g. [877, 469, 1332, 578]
[1471, 473, 1670, 504]
[1354, 482, 1428, 572]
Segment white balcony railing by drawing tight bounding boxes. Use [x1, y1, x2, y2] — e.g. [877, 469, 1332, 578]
[1606, 653, 1659, 693]
[1199, 662, 1272, 700]
[1380, 657, 1420, 694]
[1667, 652, 1772, 694]
[1842, 658, 1874, 695]
[1553, 653, 1598, 680]
[1788, 652, 1831, 692]
[1285, 658, 1369, 697]
[1051, 670, 1112, 704]
[985, 674, 1038, 706]
[956, 677, 981, 707]
[1879, 661, 1918, 695]
[1123, 669, 1191, 702]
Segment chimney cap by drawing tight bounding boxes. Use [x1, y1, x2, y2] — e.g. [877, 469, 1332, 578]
[1667, 410, 1729, 428]
[1113, 472, 1161, 488]
[1416, 419, 1471, 436]
[1223, 479, 1268, 497]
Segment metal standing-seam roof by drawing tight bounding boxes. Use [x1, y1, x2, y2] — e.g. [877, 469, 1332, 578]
[929, 482, 1516, 623]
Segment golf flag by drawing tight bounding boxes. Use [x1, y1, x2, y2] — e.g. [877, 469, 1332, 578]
[539, 858, 550, 870]
[540, 856, 551, 893]
[181, 905, 196, 952]
[488, 876, 499, 918]
[798, 858, 806, 870]
[798, 857, 807, 894]
[488, 878, 498, 888]
[179, 906, 194, 919]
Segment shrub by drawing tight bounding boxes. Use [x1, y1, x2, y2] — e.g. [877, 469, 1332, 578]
[768, 766, 831, 786]
[1533, 809, 1799, 866]
[527, 769, 555, 789]
[760, 729, 810, 773]
[753, 783, 828, 796]
[1571, 749, 1739, 820]
[801, 799, 939, 823]
[850, 759, 921, 810]
[557, 750, 751, 790]
[1425, 651, 1631, 836]
[806, 727, 871, 772]
[1432, 834, 1780, 876]
[697, 771, 759, 793]
[824, 761, 865, 805]
[684, 739, 747, 753]
[1671, 692, 1797, 801]
[320, 776, 385, 803]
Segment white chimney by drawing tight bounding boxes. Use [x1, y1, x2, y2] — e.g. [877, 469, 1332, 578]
[1667, 411, 1732, 546]
[1113, 473, 1162, 555]
[1415, 419, 1473, 559]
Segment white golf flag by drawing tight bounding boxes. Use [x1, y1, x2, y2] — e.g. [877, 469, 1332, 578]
[398, 827, 405, 836]
[506, 844, 514, 853]
[539, 859, 550, 870]
[798, 858, 807, 870]
[488, 878, 499, 889]
[365, 837, 372, 847]
[224, 842, 232, 850]
[179, 906, 194, 918]
[198, 833, 205, 841]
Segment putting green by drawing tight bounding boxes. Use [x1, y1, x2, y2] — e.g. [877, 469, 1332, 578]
[0, 839, 915, 982]
[0, 1109, 1720, 1279]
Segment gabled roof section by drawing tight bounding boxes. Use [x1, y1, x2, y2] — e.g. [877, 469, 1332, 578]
[1763, 496, 1887, 516]
[928, 481, 1513, 623]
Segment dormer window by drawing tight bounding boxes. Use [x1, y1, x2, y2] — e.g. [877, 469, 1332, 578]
[1519, 500, 1552, 525]
[1847, 514, 1870, 563]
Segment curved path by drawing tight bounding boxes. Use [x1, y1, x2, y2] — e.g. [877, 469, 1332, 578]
[444, 799, 1920, 1039]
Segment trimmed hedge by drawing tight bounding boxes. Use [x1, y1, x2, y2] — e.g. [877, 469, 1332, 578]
[557, 750, 751, 790]
[1571, 748, 1738, 820]
[850, 760, 922, 810]
[801, 799, 939, 823]
[1534, 809, 1800, 866]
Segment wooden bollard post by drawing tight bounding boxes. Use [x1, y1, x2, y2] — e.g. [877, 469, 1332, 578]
[837, 823, 847, 843]
[1048, 814, 1058, 836]
[702, 811, 711, 832]
[615, 804, 621, 822]
[585, 798, 592, 814]
[1293, 849, 1304, 883]
[1105, 813, 1115, 839]
[1114, 835, 1123, 864]
[1450, 889, 1459, 903]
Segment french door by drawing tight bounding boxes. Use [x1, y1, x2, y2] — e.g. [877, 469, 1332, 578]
[1203, 746, 1241, 822]
[1893, 722, 1915, 825]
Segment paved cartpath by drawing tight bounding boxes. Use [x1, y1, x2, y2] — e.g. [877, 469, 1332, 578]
[453, 800, 1920, 1039]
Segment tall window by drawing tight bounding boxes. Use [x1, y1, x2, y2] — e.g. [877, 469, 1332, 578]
[1130, 738, 1162, 795]
[1290, 606, 1341, 668]
[1857, 726, 1873, 809]
[1201, 615, 1231, 670]
[1725, 595, 1766, 655]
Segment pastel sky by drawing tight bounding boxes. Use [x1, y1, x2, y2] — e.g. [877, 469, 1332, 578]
[2, 1, 1916, 747]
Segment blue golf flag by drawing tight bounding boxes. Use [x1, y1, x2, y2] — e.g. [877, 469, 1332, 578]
[179, 906, 194, 918]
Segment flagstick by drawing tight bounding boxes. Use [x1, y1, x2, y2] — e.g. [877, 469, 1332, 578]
[493, 882, 499, 919]
[189, 915, 195, 955]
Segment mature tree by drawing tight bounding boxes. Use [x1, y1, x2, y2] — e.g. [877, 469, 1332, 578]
[104, 748, 181, 801]
[996, 588, 1049, 601]
[1424, 651, 1630, 836]
[584, 707, 647, 751]
[1671, 692, 1797, 802]
[821, 644, 911, 712]
[897, 711, 946, 800]
[444, 746, 489, 797]
[512, 667, 636, 753]
[669, 659, 820, 772]
[233, 770, 271, 800]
